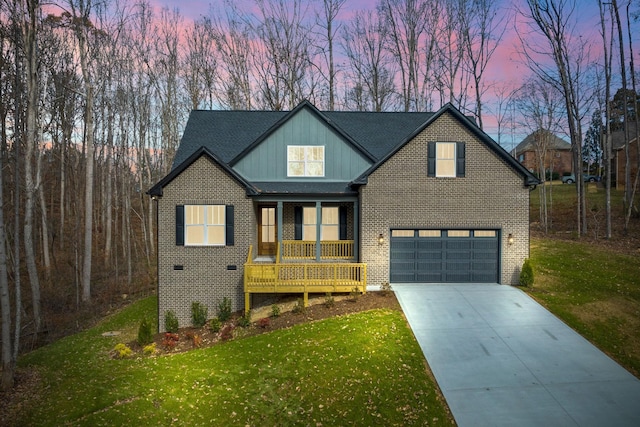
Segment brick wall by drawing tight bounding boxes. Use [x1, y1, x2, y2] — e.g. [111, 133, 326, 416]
[360, 112, 531, 286]
[157, 156, 255, 331]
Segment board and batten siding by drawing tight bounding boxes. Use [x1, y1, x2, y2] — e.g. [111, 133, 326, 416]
[234, 108, 372, 181]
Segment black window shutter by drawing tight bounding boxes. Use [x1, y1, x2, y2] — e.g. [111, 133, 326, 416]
[176, 205, 185, 246]
[456, 142, 466, 177]
[294, 206, 302, 240]
[339, 206, 347, 240]
[225, 205, 234, 246]
[427, 142, 436, 177]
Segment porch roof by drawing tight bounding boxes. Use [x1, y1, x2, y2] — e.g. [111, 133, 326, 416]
[250, 181, 357, 196]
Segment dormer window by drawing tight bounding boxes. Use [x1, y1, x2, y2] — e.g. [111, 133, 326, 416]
[288, 146, 325, 177]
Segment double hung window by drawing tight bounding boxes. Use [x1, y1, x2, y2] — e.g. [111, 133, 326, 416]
[185, 205, 225, 245]
[288, 146, 325, 177]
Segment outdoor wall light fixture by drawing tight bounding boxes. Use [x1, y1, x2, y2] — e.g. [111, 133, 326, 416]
[507, 233, 514, 245]
[378, 233, 384, 245]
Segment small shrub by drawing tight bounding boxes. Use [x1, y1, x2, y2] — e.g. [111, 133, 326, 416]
[114, 343, 133, 359]
[257, 317, 271, 329]
[143, 343, 157, 356]
[380, 281, 392, 296]
[164, 310, 179, 333]
[350, 286, 361, 302]
[192, 334, 202, 348]
[237, 311, 251, 328]
[162, 332, 179, 350]
[323, 292, 335, 308]
[191, 301, 208, 328]
[292, 298, 306, 314]
[520, 259, 534, 286]
[271, 304, 281, 318]
[209, 317, 222, 333]
[218, 297, 232, 322]
[137, 318, 154, 346]
[220, 324, 234, 341]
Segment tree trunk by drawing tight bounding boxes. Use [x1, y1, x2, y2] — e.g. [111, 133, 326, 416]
[0, 54, 14, 392]
[23, 0, 42, 333]
[37, 150, 50, 272]
[72, 0, 95, 303]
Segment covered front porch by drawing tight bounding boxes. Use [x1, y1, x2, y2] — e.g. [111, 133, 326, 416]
[244, 197, 366, 313]
[252, 198, 360, 261]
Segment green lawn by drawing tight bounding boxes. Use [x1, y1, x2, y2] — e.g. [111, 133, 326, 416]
[528, 237, 640, 377]
[15, 298, 452, 426]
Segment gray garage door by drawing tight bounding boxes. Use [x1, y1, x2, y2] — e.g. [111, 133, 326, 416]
[390, 229, 499, 283]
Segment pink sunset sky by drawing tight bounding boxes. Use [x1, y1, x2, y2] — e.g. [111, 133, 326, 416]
[148, 0, 633, 149]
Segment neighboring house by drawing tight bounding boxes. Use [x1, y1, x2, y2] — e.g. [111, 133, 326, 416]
[513, 129, 573, 178]
[611, 125, 639, 190]
[148, 101, 539, 330]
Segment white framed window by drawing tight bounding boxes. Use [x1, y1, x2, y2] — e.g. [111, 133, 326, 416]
[321, 207, 339, 241]
[436, 142, 456, 177]
[288, 146, 325, 177]
[302, 207, 317, 240]
[185, 205, 225, 245]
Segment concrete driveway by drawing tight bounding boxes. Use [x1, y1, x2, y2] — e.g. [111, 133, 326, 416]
[394, 283, 640, 427]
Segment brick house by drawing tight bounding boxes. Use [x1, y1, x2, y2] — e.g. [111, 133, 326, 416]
[148, 101, 539, 329]
[513, 129, 573, 178]
[612, 126, 639, 190]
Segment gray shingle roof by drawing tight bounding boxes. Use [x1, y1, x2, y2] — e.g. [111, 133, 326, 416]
[611, 122, 638, 150]
[172, 107, 433, 170]
[514, 130, 571, 154]
[251, 181, 357, 196]
[148, 101, 539, 196]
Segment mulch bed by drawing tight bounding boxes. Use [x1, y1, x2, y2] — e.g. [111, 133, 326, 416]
[138, 292, 402, 356]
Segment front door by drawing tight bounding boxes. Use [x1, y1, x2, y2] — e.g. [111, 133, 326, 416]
[258, 206, 277, 256]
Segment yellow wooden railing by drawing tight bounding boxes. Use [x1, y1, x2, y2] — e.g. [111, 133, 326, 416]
[281, 240, 354, 260]
[244, 245, 366, 313]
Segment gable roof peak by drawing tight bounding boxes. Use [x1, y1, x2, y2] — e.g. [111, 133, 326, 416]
[515, 129, 571, 153]
[229, 100, 377, 165]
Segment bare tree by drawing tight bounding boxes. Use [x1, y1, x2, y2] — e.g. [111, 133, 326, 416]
[0, 3, 15, 390]
[521, 0, 594, 236]
[436, 0, 469, 109]
[210, 3, 253, 109]
[341, 9, 396, 111]
[0, 110, 12, 390]
[380, 0, 437, 111]
[314, 0, 346, 110]
[598, 0, 615, 239]
[184, 17, 217, 110]
[251, 0, 314, 110]
[21, 0, 42, 331]
[490, 83, 516, 148]
[69, 0, 96, 303]
[515, 78, 564, 233]
[461, 0, 507, 129]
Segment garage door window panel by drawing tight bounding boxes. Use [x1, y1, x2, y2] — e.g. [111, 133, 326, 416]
[391, 230, 415, 237]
